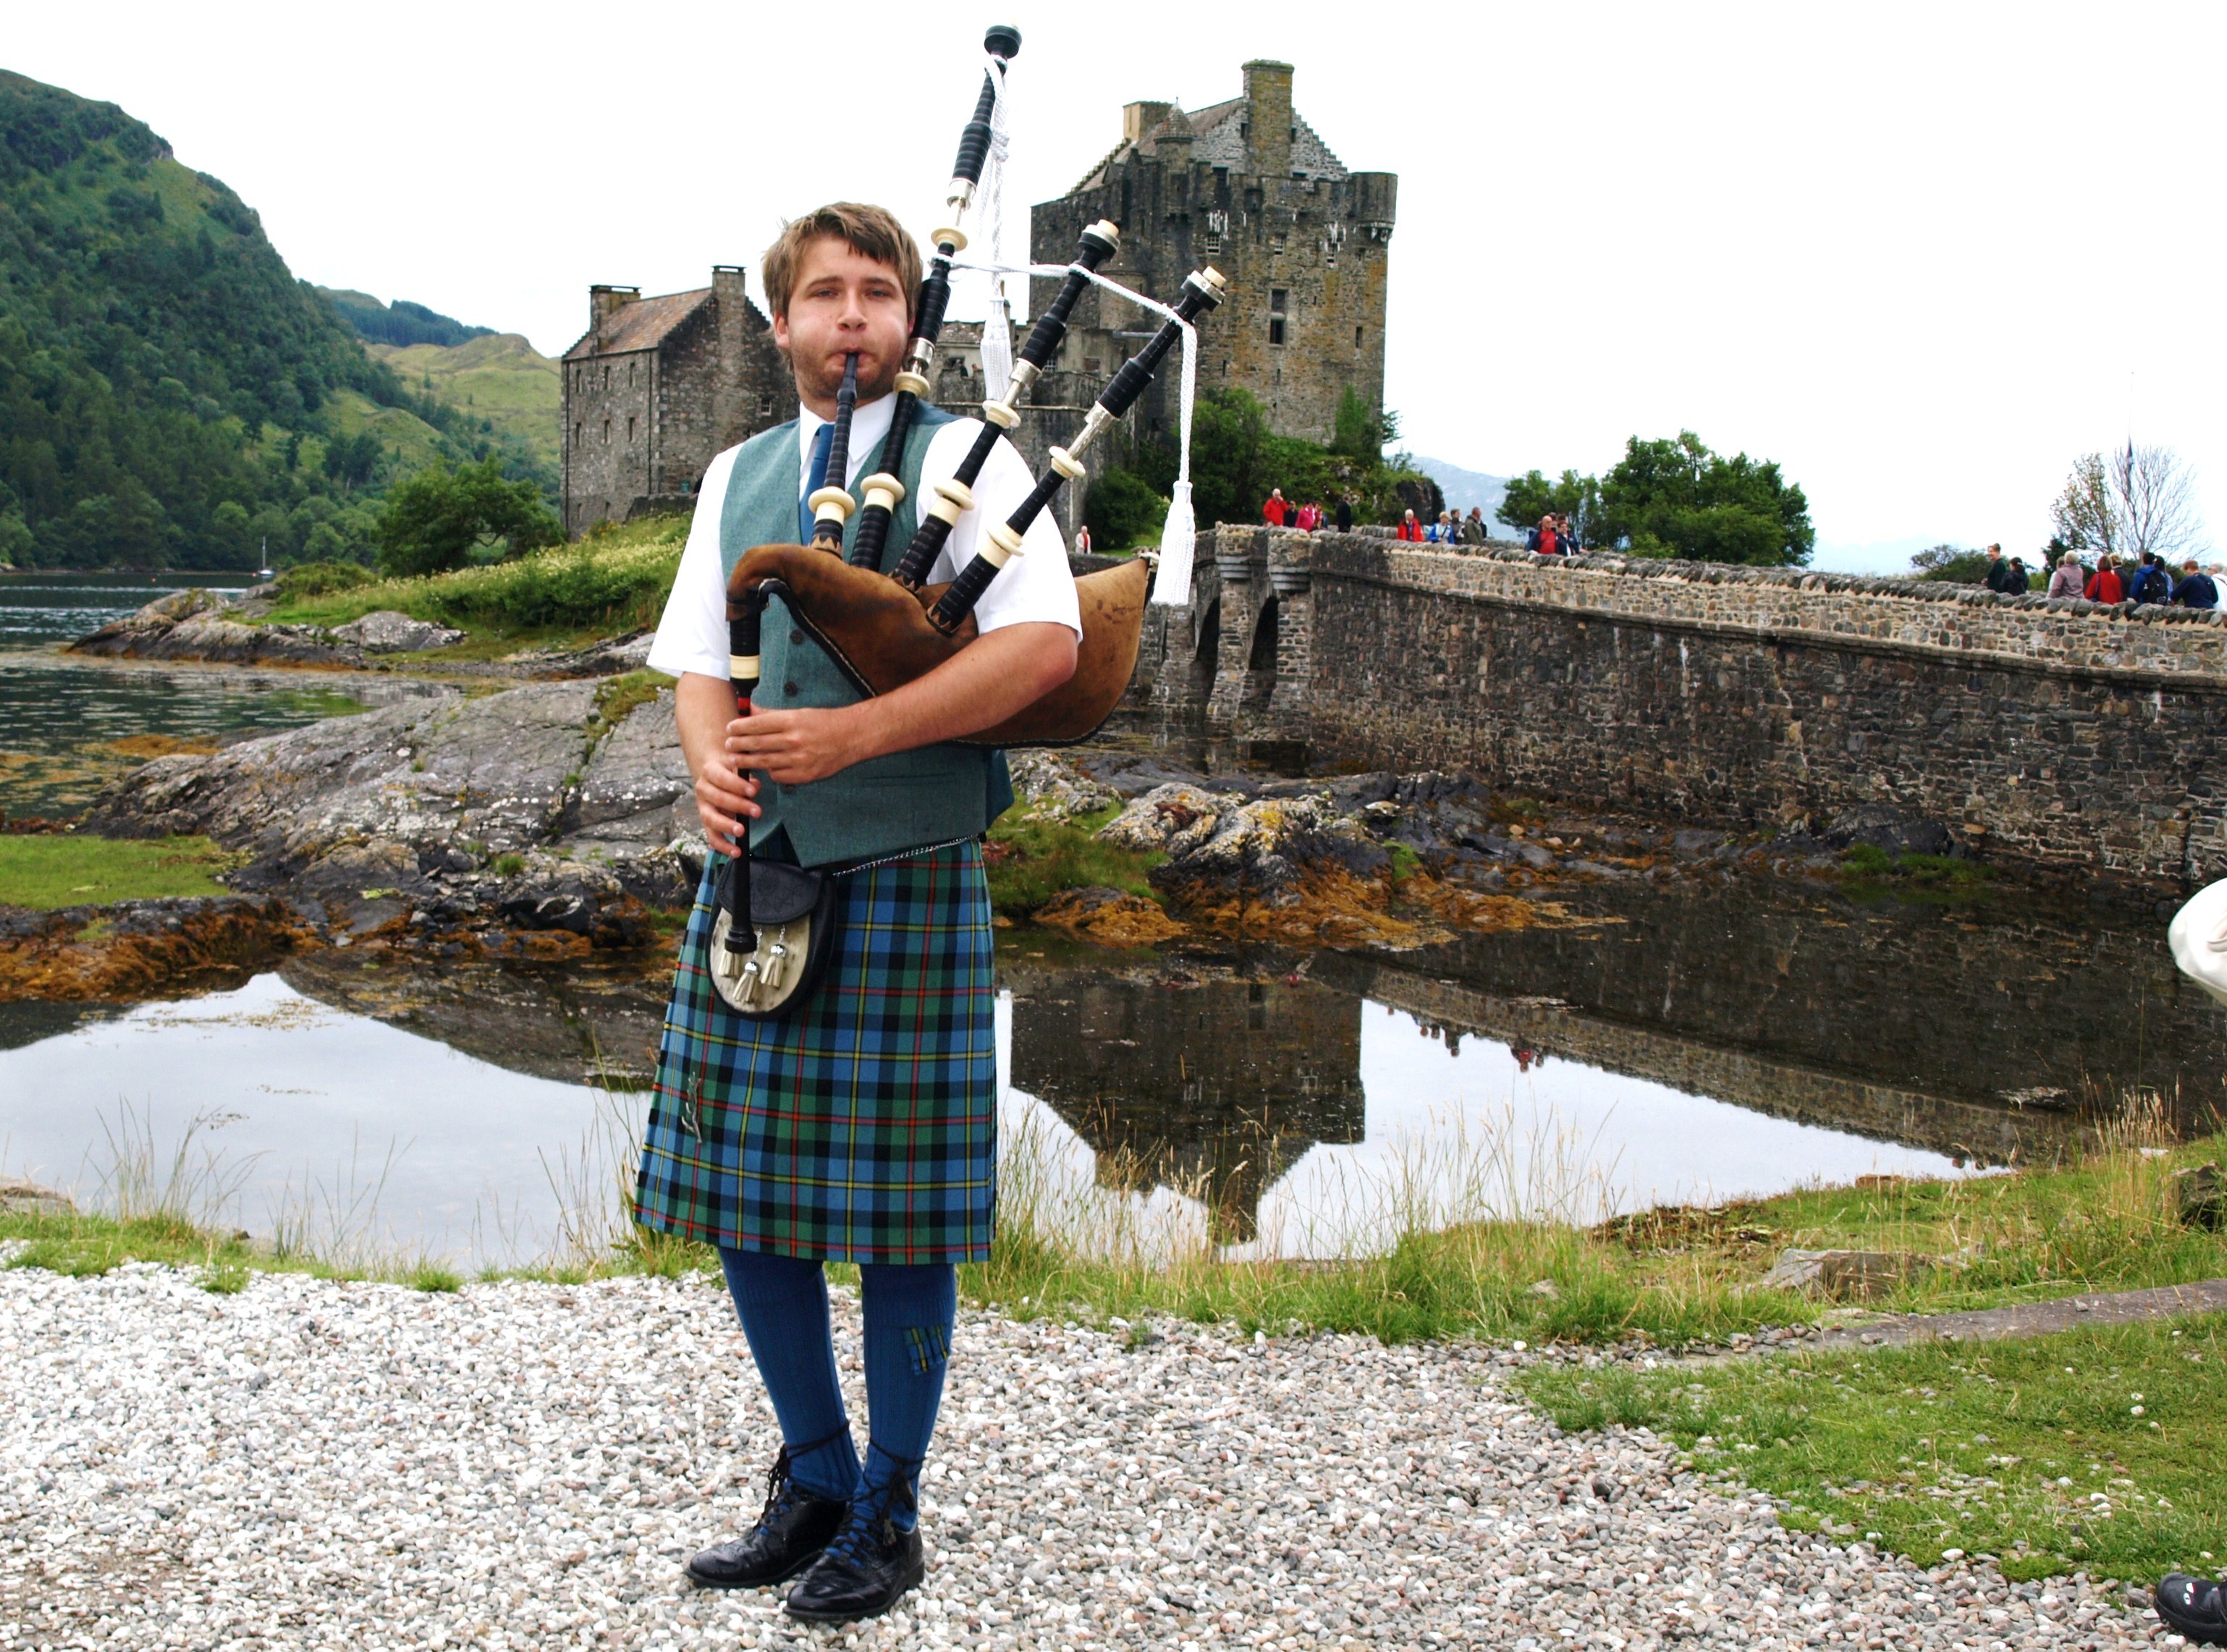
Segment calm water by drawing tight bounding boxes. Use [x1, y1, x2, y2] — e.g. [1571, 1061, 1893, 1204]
[0, 963, 1970, 1271]
[0, 572, 436, 818]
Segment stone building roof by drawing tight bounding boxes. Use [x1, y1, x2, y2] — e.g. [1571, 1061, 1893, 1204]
[1066, 96, 1348, 194]
[563, 288, 709, 360]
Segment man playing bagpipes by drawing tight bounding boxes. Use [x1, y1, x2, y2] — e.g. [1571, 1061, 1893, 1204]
[632, 198, 1078, 1624]
[631, 26, 1223, 1620]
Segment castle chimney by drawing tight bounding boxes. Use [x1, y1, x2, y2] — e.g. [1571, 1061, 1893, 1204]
[1124, 100, 1175, 145]
[588, 284, 638, 337]
[711, 265, 747, 314]
[1241, 59, 1294, 178]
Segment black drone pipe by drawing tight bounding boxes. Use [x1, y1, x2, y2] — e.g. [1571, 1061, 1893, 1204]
[889, 218, 1120, 590]
[849, 23, 1022, 570]
[927, 266, 1225, 634]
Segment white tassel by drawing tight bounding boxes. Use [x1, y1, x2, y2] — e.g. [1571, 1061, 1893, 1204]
[1150, 313, 1201, 607]
[977, 51, 1015, 403]
[1155, 480, 1196, 598]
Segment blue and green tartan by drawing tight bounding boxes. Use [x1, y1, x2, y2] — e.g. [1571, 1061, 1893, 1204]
[633, 840, 997, 1264]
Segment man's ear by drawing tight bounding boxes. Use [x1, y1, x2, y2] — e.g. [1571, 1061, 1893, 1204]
[771, 310, 790, 353]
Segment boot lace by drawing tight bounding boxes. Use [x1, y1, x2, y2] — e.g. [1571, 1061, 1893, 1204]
[821, 1461, 916, 1567]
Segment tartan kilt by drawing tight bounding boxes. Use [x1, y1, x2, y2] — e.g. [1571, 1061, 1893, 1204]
[633, 839, 997, 1263]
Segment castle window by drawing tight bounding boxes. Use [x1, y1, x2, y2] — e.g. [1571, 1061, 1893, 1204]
[1269, 319, 1285, 346]
[627, 415, 636, 444]
[759, 395, 774, 417]
[573, 422, 583, 446]
[627, 360, 635, 386]
[602, 419, 611, 444]
[1269, 289, 1288, 348]
[1355, 326, 1363, 348]
[602, 365, 610, 389]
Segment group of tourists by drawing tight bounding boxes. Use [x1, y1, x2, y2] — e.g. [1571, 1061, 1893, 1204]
[1393, 506, 1494, 543]
[1260, 487, 1353, 533]
[1525, 513, 1581, 556]
[1992, 542, 2220, 609]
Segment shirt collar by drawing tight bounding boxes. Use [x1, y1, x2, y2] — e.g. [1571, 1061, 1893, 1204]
[797, 392, 896, 484]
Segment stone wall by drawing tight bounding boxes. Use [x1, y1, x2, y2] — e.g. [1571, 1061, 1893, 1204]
[1132, 528, 2227, 882]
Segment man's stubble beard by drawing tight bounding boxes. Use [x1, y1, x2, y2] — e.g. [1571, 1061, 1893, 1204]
[790, 344, 901, 407]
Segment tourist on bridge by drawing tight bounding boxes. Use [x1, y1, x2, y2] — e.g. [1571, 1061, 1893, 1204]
[2085, 556, 2126, 604]
[2128, 552, 2173, 605]
[1335, 494, 1354, 532]
[1398, 508, 1424, 541]
[2046, 552, 2088, 599]
[1263, 487, 1289, 527]
[2172, 558, 2219, 609]
[1460, 507, 1489, 545]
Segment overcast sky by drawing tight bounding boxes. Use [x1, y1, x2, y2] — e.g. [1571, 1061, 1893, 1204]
[12, 1, 2223, 571]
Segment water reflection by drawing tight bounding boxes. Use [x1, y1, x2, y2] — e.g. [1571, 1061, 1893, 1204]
[0, 949, 1975, 1268]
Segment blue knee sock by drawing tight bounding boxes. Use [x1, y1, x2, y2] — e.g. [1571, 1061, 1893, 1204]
[717, 1248, 861, 1502]
[858, 1262, 958, 1532]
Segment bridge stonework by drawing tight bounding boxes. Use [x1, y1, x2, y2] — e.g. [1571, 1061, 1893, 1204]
[1128, 527, 2227, 884]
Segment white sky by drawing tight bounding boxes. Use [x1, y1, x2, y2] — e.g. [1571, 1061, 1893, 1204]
[10, 1, 2223, 572]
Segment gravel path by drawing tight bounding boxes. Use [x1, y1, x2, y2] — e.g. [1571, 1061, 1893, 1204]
[0, 1266, 2168, 1650]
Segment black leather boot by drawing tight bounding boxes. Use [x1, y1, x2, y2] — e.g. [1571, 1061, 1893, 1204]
[784, 1478, 926, 1622]
[2160, 1576, 2227, 1646]
[684, 1442, 850, 1590]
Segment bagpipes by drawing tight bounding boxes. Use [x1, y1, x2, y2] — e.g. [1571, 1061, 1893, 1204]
[711, 23, 1224, 1015]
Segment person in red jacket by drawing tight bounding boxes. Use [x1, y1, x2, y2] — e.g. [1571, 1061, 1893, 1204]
[1262, 488, 1288, 528]
[1537, 514, 1560, 556]
[1396, 509, 1424, 541]
[2086, 556, 2126, 604]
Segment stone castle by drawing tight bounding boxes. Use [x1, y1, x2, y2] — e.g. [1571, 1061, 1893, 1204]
[559, 58, 1394, 533]
[559, 270, 786, 535]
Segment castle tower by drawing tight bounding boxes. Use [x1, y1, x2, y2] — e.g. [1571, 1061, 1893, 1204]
[1028, 59, 1397, 449]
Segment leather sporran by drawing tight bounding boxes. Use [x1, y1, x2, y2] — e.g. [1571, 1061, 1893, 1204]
[706, 857, 840, 1020]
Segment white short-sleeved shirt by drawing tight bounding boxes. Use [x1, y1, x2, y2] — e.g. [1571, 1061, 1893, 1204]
[647, 392, 1081, 681]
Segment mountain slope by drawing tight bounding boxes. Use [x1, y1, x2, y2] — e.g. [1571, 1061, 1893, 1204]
[0, 71, 478, 569]
[1411, 456, 1512, 521]
[370, 333, 560, 478]
[316, 287, 494, 350]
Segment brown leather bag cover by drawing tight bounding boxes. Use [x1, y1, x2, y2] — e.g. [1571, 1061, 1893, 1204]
[727, 545, 1150, 748]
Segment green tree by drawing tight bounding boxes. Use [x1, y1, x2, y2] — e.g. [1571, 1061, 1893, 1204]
[376, 457, 561, 577]
[1082, 467, 1169, 551]
[1909, 543, 1990, 583]
[1330, 386, 1385, 462]
[1598, 432, 1813, 565]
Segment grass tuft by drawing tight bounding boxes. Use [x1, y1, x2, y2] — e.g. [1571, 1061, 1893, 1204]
[983, 805, 1163, 918]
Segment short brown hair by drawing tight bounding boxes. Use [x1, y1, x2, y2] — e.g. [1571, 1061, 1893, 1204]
[761, 203, 920, 321]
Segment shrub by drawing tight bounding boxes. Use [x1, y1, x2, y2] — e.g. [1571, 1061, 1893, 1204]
[273, 559, 373, 600]
[1082, 467, 1168, 550]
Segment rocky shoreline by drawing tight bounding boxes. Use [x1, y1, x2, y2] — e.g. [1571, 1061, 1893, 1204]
[0, 646, 1992, 999]
[69, 588, 657, 679]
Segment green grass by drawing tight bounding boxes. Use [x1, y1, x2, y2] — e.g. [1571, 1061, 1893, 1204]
[263, 514, 687, 645]
[0, 834, 240, 908]
[1841, 844, 1994, 905]
[982, 804, 1165, 917]
[586, 669, 675, 743]
[1519, 1317, 2227, 1583]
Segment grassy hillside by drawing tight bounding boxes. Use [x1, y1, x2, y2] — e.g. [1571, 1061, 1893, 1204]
[0, 71, 547, 571]
[370, 334, 560, 477]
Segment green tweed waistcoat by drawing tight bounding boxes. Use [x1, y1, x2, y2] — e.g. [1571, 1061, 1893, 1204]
[717, 406, 1013, 868]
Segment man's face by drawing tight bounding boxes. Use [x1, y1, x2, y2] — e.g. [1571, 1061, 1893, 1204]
[772, 237, 910, 409]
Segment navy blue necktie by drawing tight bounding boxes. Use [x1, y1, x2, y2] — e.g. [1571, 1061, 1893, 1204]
[798, 422, 832, 544]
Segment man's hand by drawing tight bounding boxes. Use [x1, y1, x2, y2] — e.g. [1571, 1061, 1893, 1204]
[693, 747, 760, 855]
[725, 706, 869, 786]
